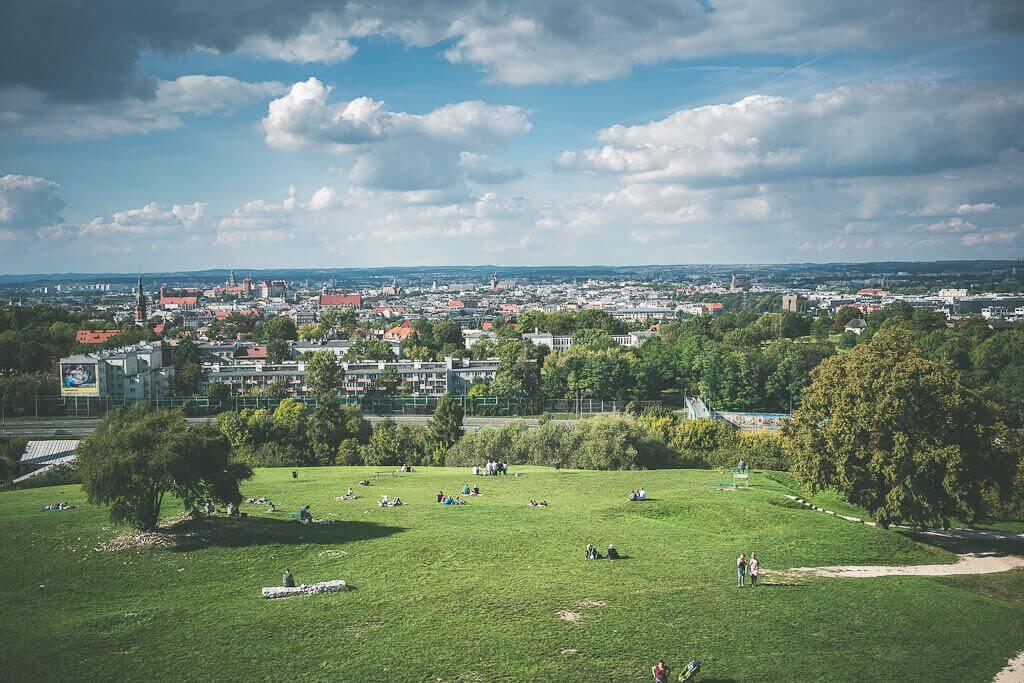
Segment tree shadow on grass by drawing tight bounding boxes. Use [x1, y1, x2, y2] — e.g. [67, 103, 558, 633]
[162, 515, 405, 551]
[895, 528, 1024, 556]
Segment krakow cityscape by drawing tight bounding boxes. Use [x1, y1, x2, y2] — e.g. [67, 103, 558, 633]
[1, 1, 1023, 682]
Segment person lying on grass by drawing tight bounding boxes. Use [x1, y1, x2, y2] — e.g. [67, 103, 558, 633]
[41, 502, 79, 511]
[607, 545, 619, 560]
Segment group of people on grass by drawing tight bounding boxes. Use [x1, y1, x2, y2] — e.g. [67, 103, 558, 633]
[41, 501, 78, 511]
[586, 543, 620, 560]
[436, 490, 467, 505]
[379, 494, 403, 507]
[628, 487, 648, 502]
[736, 552, 760, 587]
[528, 499, 549, 507]
[473, 460, 508, 476]
[653, 658, 701, 682]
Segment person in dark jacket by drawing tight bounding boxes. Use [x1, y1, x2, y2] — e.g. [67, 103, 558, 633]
[282, 569, 295, 588]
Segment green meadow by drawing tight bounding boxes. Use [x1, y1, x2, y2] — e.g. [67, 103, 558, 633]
[2, 466, 1022, 681]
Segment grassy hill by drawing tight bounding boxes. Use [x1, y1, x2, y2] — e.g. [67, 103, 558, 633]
[2, 466, 1022, 681]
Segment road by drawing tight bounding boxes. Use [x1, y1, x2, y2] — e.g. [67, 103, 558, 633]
[0, 414, 574, 438]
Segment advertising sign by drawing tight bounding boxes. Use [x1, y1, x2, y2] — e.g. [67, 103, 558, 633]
[61, 362, 99, 396]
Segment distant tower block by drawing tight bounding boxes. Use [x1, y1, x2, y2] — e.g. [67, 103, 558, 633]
[782, 294, 799, 313]
[490, 272, 499, 289]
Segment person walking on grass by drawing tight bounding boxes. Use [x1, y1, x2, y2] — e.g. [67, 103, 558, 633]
[737, 552, 746, 587]
[652, 660, 669, 682]
[748, 552, 759, 587]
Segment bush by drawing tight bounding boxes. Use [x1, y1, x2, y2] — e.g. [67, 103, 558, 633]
[336, 439, 363, 466]
[669, 419, 739, 468]
[248, 441, 305, 467]
[737, 431, 790, 471]
[446, 415, 674, 470]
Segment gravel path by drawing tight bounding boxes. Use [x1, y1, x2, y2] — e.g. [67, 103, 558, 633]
[777, 551, 1024, 579]
[994, 651, 1024, 682]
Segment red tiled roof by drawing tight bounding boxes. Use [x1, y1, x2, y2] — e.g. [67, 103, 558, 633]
[384, 320, 416, 340]
[160, 295, 198, 306]
[320, 294, 362, 307]
[234, 345, 268, 359]
[75, 329, 121, 345]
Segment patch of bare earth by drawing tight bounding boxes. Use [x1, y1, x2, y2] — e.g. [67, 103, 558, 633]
[557, 610, 583, 623]
[577, 599, 606, 608]
[994, 651, 1024, 682]
[780, 552, 1024, 579]
[97, 516, 206, 553]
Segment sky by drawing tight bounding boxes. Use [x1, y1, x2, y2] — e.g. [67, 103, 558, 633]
[1, 1, 1023, 273]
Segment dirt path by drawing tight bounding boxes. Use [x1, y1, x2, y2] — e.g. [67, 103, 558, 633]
[994, 651, 1024, 682]
[775, 551, 1024, 579]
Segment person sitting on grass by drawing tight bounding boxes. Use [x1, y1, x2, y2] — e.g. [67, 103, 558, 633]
[472, 485, 481, 496]
[586, 544, 601, 560]
[266, 502, 276, 513]
[539, 500, 548, 507]
[227, 502, 239, 516]
[607, 545, 619, 560]
[345, 487, 355, 499]
[462, 483, 471, 495]
[437, 490, 445, 503]
[380, 494, 389, 507]
[529, 499, 538, 507]
[628, 490, 639, 502]
[358, 480, 370, 486]
[391, 497, 403, 507]
[204, 501, 215, 516]
[283, 568, 295, 588]
[299, 505, 313, 523]
[638, 487, 647, 501]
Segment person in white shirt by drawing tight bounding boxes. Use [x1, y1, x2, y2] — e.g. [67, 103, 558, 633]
[748, 553, 760, 587]
[380, 494, 389, 507]
[638, 487, 647, 501]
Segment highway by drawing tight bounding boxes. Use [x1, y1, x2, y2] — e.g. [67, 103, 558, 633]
[0, 414, 574, 438]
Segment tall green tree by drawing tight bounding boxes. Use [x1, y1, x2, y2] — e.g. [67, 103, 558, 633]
[78, 406, 251, 530]
[305, 350, 343, 401]
[427, 394, 465, 464]
[785, 326, 1018, 528]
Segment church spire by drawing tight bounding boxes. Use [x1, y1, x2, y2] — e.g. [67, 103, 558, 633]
[134, 270, 147, 325]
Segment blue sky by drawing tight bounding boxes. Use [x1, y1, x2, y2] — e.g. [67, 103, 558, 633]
[1, 1, 1022, 273]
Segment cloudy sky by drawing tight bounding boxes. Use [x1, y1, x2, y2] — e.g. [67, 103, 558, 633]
[1, 1, 1023, 273]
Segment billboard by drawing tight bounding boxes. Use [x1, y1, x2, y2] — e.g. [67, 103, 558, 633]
[61, 362, 99, 396]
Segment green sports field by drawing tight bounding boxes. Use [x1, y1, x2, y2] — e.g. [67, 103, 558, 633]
[1, 466, 1022, 681]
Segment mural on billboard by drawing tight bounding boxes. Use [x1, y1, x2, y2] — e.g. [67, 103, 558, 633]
[61, 363, 99, 395]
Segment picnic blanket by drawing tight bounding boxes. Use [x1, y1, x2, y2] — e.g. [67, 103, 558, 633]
[262, 579, 348, 599]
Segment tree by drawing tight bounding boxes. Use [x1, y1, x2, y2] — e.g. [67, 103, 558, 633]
[266, 338, 292, 363]
[427, 394, 464, 463]
[307, 403, 372, 464]
[363, 419, 420, 466]
[170, 337, 204, 395]
[206, 382, 231, 400]
[785, 326, 1018, 528]
[78, 405, 251, 530]
[306, 350, 343, 401]
[344, 338, 396, 361]
[260, 316, 297, 342]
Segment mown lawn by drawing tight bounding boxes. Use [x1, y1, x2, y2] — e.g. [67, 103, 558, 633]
[1, 466, 1022, 682]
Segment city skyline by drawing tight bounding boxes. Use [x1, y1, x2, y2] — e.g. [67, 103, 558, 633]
[2, 2, 1024, 273]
